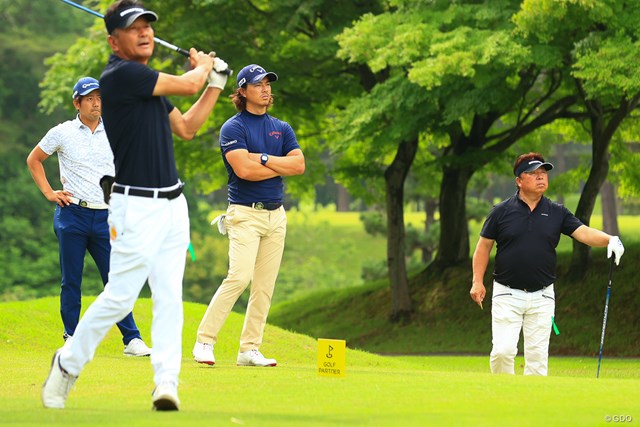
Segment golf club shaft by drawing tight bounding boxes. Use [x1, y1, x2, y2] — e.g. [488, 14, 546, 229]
[596, 257, 615, 378]
[60, 0, 232, 75]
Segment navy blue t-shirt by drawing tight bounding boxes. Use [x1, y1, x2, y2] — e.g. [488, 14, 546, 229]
[480, 192, 583, 290]
[100, 54, 178, 188]
[219, 110, 300, 203]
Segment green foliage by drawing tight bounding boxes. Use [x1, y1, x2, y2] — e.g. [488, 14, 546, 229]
[573, 35, 640, 102]
[515, 0, 640, 105]
[609, 136, 640, 200]
[40, 33, 112, 115]
[0, 0, 95, 123]
[0, 2, 109, 302]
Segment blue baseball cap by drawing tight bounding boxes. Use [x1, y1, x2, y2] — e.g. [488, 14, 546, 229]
[72, 77, 100, 99]
[236, 64, 278, 88]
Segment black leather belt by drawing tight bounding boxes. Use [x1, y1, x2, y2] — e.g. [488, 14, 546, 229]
[500, 283, 546, 293]
[231, 202, 282, 211]
[113, 184, 183, 200]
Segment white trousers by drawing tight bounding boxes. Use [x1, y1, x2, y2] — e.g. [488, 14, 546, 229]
[490, 281, 555, 376]
[59, 192, 190, 386]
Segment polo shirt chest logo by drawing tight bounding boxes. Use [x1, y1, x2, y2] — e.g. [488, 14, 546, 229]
[269, 131, 281, 139]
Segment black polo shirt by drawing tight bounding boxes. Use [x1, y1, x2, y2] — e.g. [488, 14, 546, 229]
[100, 54, 178, 188]
[480, 192, 583, 290]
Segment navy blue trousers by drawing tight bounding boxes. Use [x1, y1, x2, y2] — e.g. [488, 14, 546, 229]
[53, 204, 141, 344]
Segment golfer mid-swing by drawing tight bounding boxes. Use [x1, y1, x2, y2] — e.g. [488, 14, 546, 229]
[42, 0, 228, 411]
[470, 152, 625, 376]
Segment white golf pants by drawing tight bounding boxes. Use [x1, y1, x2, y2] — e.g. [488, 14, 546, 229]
[490, 281, 555, 376]
[59, 192, 190, 386]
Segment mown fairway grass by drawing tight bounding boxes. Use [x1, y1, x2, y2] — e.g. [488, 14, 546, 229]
[1, 297, 638, 426]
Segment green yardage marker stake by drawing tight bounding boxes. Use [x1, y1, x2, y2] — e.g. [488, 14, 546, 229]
[188, 242, 196, 262]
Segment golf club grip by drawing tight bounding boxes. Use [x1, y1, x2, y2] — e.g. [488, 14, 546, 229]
[158, 40, 233, 76]
[173, 45, 191, 58]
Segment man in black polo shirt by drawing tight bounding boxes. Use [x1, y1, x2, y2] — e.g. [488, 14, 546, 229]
[470, 152, 625, 376]
[42, 0, 229, 411]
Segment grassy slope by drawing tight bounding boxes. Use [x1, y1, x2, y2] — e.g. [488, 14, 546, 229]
[1, 297, 639, 427]
[270, 243, 640, 357]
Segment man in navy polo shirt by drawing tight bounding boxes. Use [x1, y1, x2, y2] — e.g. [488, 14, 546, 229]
[193, 64, 305, 367]
[42, 0, 229, 411]
[470, 152, 625, 376]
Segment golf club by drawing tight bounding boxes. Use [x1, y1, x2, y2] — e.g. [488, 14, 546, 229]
[596, 257, 615, 378]
[60, 0, 232, 75]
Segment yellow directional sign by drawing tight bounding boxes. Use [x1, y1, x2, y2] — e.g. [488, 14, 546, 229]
[317, 338, 346, 377]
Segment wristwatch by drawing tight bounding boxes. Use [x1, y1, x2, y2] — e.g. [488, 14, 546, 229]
[260, 153, 269, 165]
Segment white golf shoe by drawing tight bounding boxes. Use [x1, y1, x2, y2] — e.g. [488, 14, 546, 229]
[152, 381, 180, 411]
[42, 350, 77, 409]
[192, 342, 215, 365]
[124, 338, 151, 357]
[237, 349, 277, 367]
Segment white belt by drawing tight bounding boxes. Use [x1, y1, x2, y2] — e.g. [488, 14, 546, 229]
[69, 196, 109, 210]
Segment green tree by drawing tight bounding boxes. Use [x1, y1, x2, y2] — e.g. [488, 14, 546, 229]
[514, 0, 640, 277]
[336, 0, 578, 318]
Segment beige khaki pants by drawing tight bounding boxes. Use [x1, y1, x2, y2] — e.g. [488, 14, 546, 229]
[197, 204, 287, 352]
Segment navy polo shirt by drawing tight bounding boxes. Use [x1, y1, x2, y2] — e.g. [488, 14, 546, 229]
[219, 110, 300, 203]
[100, 54, 178, 188]
[480, 192, 583, 290]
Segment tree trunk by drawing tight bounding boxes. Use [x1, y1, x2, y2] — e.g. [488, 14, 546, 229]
[434, 165, 473, 268]
[569, 120, 611, 278]
[336, 184, 351, 212]
[568, 94, 639, 278]
[600, 180, 619, 235]
[422, 197, 437, 264]
[385, 138, 419, 322]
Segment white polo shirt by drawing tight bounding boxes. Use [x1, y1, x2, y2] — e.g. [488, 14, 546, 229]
[38, 115, 114, 204]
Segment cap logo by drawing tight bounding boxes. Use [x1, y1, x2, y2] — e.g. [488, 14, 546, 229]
[120, 7, 144, 17]
[250, 66, 266, 73]
[238, 77, 247, 87]
[82, 83, 98, 89]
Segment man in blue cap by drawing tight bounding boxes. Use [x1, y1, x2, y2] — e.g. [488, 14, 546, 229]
[27, 76, 151, 356]
[193, 64, 305, 367]
[470, 152, 625, 376]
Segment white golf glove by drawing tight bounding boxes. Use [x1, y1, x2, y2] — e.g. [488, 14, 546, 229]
[210, 214, 227, 235]
[607, 236, 624, 265]
[207, 57, 229, 90]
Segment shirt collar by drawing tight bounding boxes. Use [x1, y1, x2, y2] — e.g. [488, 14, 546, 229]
[514, 190, 549, 210]
[74, 114, 104, 132]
